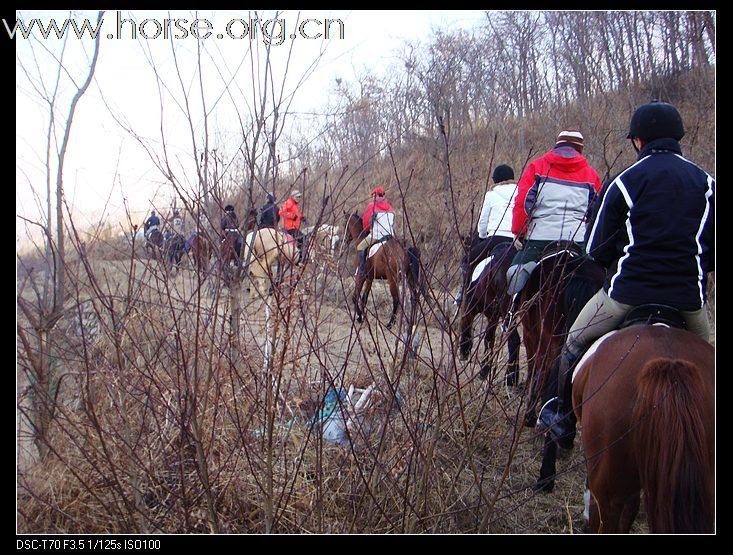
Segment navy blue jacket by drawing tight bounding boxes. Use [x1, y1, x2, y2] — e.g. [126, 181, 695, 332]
[258, 199, 280, 227]
[585, 138, 714, 311]
[144, 214, 160, 231]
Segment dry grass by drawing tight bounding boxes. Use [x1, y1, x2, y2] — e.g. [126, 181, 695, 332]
[18, 234, 689, 535]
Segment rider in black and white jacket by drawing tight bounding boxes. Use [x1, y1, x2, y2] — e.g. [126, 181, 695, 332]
[586, 139, 714, 311]
[540, 101, 715, 448]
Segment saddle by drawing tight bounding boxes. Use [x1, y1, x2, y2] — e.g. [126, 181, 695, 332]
[471, 242, 517, 284]
[620, 303, 687, 330]
[368, 235, 392, 258]
[540, 240, 584, 261]
[570, 304, 688, 384]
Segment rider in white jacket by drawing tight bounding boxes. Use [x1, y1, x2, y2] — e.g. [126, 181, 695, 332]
[477, 179, 516, 240]
[456, 165, 517, 307]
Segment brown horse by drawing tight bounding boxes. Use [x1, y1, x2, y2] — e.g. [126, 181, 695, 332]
[516, 242, 604, 431]
[344, 212, 421, 329]
[217, 208, 258, 284]
[458, 240, 521, 386]
[188, 233, 211, 273]
[569, 324, 714, 532]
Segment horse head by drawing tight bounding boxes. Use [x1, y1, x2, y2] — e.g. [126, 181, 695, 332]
[344, 212, 363, 245]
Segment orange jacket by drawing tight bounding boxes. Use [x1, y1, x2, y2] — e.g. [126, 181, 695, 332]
[279, 197, 303, 231]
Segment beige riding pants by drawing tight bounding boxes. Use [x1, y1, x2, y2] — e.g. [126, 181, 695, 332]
[565, 287, 711, 356]
[357, 233, 376, 251]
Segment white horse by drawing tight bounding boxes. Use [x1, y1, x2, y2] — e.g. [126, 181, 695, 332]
[303, 224, 341, 255]
[241, 227, 298, 299]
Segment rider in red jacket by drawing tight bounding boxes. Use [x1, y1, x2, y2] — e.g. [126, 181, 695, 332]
[356, 187, 395, 275]
[506, 130, 602, 296]
[362, 189, 394, 233]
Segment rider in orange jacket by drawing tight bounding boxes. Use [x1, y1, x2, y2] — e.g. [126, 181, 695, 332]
[279, 190, 305, 261]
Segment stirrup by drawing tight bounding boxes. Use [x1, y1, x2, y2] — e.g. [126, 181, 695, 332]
[537, 397, 559, 432]
[503, 293, 520, 330]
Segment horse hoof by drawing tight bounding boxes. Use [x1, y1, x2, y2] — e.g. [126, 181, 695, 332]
[533, 479, 555, 493]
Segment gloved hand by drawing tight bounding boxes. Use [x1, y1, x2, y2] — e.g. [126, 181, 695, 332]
[512, 236, 524, 251]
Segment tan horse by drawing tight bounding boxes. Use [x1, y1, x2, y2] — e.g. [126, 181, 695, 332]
[242, 227, 298, 298]
[303, 224, 341, 256]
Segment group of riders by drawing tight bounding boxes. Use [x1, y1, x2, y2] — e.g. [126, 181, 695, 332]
[457, 100, 714, 449]
[141, 189, 310, 265]
[139, 100, 714, 450]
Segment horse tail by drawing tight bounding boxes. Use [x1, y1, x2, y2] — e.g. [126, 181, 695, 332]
[633, 358, 714, 533]
[406, 247, 421, 289]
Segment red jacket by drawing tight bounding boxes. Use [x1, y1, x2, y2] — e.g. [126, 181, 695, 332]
[511, 147, 602, 241]
[362, 199, 394, 232]
[279, 197, 303, 231]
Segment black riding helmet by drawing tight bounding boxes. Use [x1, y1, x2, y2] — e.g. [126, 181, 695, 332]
[627, 100, 685, 142]
[224, 204, 235, 212]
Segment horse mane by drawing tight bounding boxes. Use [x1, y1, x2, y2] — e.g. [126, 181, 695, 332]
[633, 357, 714, 532]
[562, 256, 605, 334]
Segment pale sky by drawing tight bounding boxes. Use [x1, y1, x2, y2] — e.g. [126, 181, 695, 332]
[15, 9, 488, 246]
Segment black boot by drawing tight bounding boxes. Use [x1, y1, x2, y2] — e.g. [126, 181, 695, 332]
[357, 249, 367, 276]
[538, 348, 581, 449]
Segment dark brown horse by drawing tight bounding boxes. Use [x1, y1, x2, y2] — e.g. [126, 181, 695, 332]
[145, 227, 164, 258]
[344, 212, 421, 329]
[218, 208, 258, 284]
[458, 241, 521, 386]
[164, 232, 186, 272]
[568, 325, 714, 532]
[516, 242, 604, 432]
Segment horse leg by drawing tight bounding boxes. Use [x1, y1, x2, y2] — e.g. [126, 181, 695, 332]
[587, 488, 627, 533]
[251, 261, 267, 299]
[524, 330, 552, 428]
[617, 492, 641, 533]
[479, 323, 498, 382]
[523, 360, 541, 428]
[534, 434, 558, 493]
[361, 278, 374, 322]
[458, 309, 476, 361]
[505, 327, 521, 387]
[587, 455, 641, 533]
[386, 275, 400, 329]
[273, 255, 283, 294]
[354, 275, 366, 323]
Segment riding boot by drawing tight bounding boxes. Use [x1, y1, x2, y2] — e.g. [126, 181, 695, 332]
[538, 348, 581, 449]
[357, 249, 367, 276]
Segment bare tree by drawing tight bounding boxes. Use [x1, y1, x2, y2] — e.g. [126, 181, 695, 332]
[17, 9, 104, 461]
